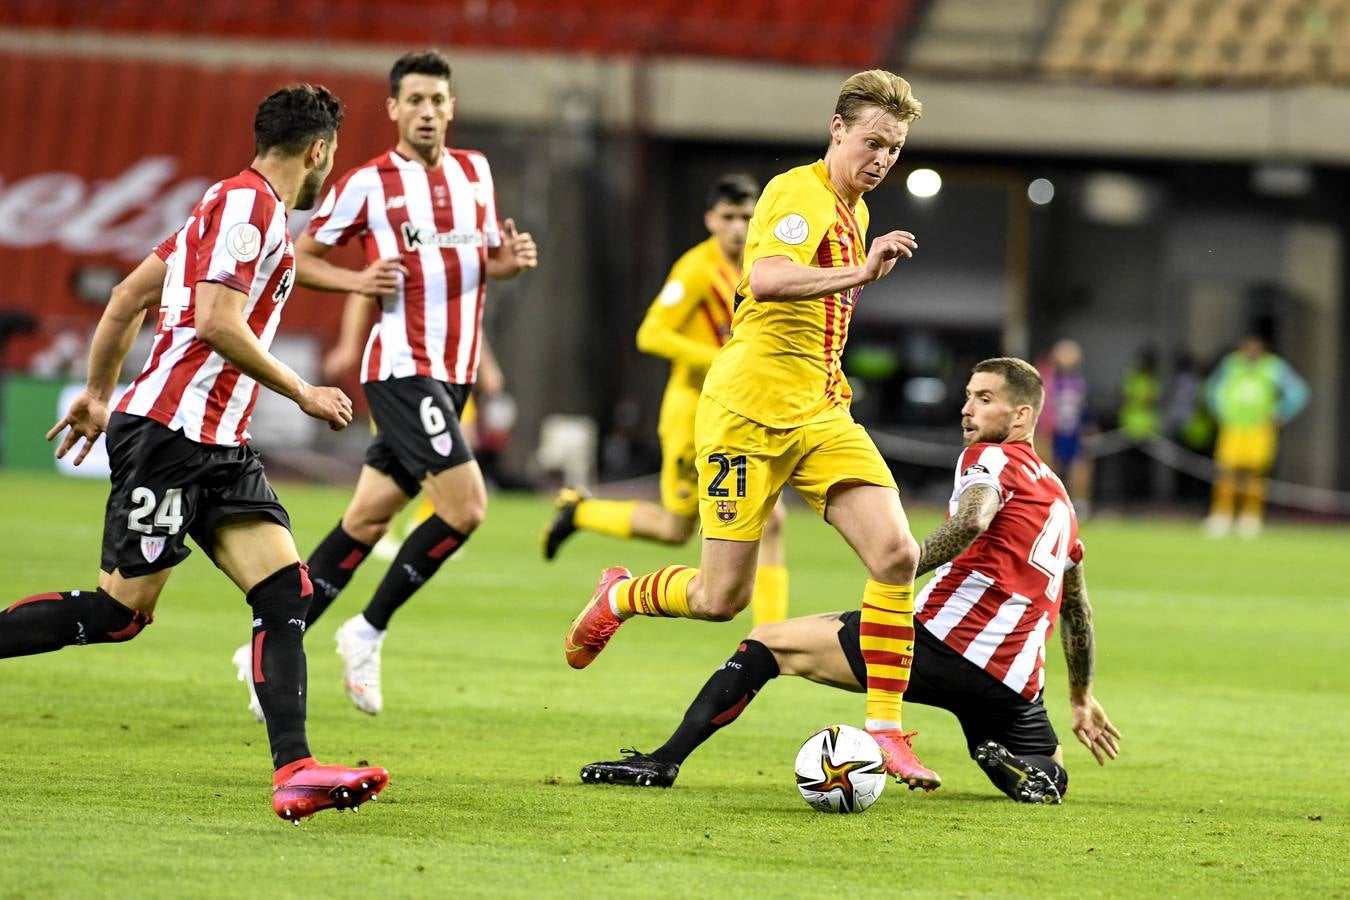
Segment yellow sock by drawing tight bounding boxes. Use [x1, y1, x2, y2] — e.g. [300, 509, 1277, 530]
[575, 499, 636, 539]
[859, 580, 914, 732]
[1210, 470, 1238, 519]
[750, 565, 789, 626]
[1240, 473, 1268, 519]
[412, 497, 436, 526]
[614, 565, 695, 618]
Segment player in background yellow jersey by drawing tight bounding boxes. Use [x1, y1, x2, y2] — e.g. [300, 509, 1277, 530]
[565, 71, 940, 790]
[542, 175, 790, 626]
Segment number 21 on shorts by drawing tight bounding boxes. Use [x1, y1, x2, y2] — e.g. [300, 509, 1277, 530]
[706, 453, 747, 498]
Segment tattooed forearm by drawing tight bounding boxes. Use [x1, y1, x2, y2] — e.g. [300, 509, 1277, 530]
[1059, 563, 1095, 690]
[916, 485, 1000, 577]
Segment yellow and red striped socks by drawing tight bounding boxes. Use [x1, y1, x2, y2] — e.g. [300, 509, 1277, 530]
[860, 579, 915, 732]
[612, 565, 696, 619]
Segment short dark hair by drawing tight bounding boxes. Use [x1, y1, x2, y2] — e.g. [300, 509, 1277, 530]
[254, 84, 343, 157]
[390, 51, 452, 98]
[706, 173, 759, 210]
[973, 357, 1044, 416]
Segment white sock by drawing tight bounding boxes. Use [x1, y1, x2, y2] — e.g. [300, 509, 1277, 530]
[608, 581, 633, 620]
[865, 718, 901, 732]
[354, 614, 385, 640]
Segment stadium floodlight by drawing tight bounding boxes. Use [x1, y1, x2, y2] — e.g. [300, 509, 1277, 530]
[1028, 178, 1055, 205]
[906, 168, 942, 198]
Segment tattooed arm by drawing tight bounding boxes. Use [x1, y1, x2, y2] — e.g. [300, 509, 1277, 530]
[1059, 562, 1122, 765]
[915, 484, 1001, 577]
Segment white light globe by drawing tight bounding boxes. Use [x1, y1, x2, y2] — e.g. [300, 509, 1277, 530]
[906, 168, 942, 198]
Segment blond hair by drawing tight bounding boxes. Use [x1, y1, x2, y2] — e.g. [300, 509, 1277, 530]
[835, 70, 923, 126]
[973, 357, 1044, 416]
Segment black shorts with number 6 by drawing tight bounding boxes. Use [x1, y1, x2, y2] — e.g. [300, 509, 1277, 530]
[362, 376, 474, 498]
[101, 413, 291, 578]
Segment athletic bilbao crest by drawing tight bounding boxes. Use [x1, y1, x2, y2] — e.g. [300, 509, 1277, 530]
[140, 535, 166, 563]
[716, 500, 737, 522]
[430, 432, 452, 457]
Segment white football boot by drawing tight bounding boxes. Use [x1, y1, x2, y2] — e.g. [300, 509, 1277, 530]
[231, 642, 266, 723]
[335, 615, 386, 715]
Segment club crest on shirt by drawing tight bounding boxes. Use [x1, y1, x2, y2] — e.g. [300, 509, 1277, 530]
[715, 500, 737, 522]
[225, 222, 262, 262]
[140, 535, 166, 564]
[773, 213, 809, 246]
[431, 431, 453, 457]
[472, 182, 489, 207]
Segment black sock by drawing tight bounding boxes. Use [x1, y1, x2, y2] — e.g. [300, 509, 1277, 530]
[361, 515, 468, 631]
[652, 639, 779, 765]
[0, 588, 151, 658]
[247, 563, 312, 769]
[304, 523, 372, 628]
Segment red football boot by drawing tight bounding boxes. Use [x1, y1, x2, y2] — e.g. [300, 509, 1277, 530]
[868, 730, 942, 792]
[564, 566, 631, 669]
[272, 757, 390, 823]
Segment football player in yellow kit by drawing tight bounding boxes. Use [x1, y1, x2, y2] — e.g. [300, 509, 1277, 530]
[543, 175, 789, 626]
[564, 70, 941, 790]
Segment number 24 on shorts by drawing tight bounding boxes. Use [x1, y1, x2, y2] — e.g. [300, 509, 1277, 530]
[706, 453, 747, 498]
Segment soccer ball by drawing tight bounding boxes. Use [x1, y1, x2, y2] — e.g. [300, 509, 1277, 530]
[794, 724, 887, 814]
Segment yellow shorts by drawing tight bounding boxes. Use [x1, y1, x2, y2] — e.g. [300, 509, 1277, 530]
[694, 395, 897, 541]
[657, 386, 700, 518]
[658, 429, 700, 519]
[1215, 422, 1277, 472]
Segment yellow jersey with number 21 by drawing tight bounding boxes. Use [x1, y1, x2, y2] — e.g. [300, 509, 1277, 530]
[701, 160, 869, 429]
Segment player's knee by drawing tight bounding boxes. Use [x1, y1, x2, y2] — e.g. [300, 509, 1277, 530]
[443, 499, 486, 534]
[747, 620, 786, 650]
[868, 533, 919, 583]
[765, 502, 787, 536]
[661, 515, 697, 545]
[343, 513, 391, 546]
[90, 589, 153, 644]
[246, 562, 312, 632]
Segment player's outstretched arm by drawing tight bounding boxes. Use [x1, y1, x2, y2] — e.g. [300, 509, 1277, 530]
[915, 483, 1000, 577]
[1060, 563, 1122, 765]
[293, 233, 407, 296]
[195, 282, 353, 431]
[486, 218, 538, 280]
[47, 252, 167, 464]
[748, 231, 916, 302]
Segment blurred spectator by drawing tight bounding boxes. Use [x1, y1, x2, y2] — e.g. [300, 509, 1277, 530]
[1203, 333, 1308, 538]
[1167, 352, 1216, 503]
[1117, 346, 1160, 505]
[1036, 339, 1094, 516]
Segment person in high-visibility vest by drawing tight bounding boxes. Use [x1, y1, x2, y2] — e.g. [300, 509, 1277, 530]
[1203, 334, 1308, 538]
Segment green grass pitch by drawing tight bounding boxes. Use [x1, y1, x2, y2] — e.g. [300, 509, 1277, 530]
[1, 471, 1347, 898]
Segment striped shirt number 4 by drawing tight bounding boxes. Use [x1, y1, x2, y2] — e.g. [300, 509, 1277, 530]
[1028, 499, 1071, 602]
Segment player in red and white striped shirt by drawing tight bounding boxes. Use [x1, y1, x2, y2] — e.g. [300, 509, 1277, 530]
[6, 85, 389, 821]
[579, 358, 1120, 803]
[267, 52, 537, 716]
